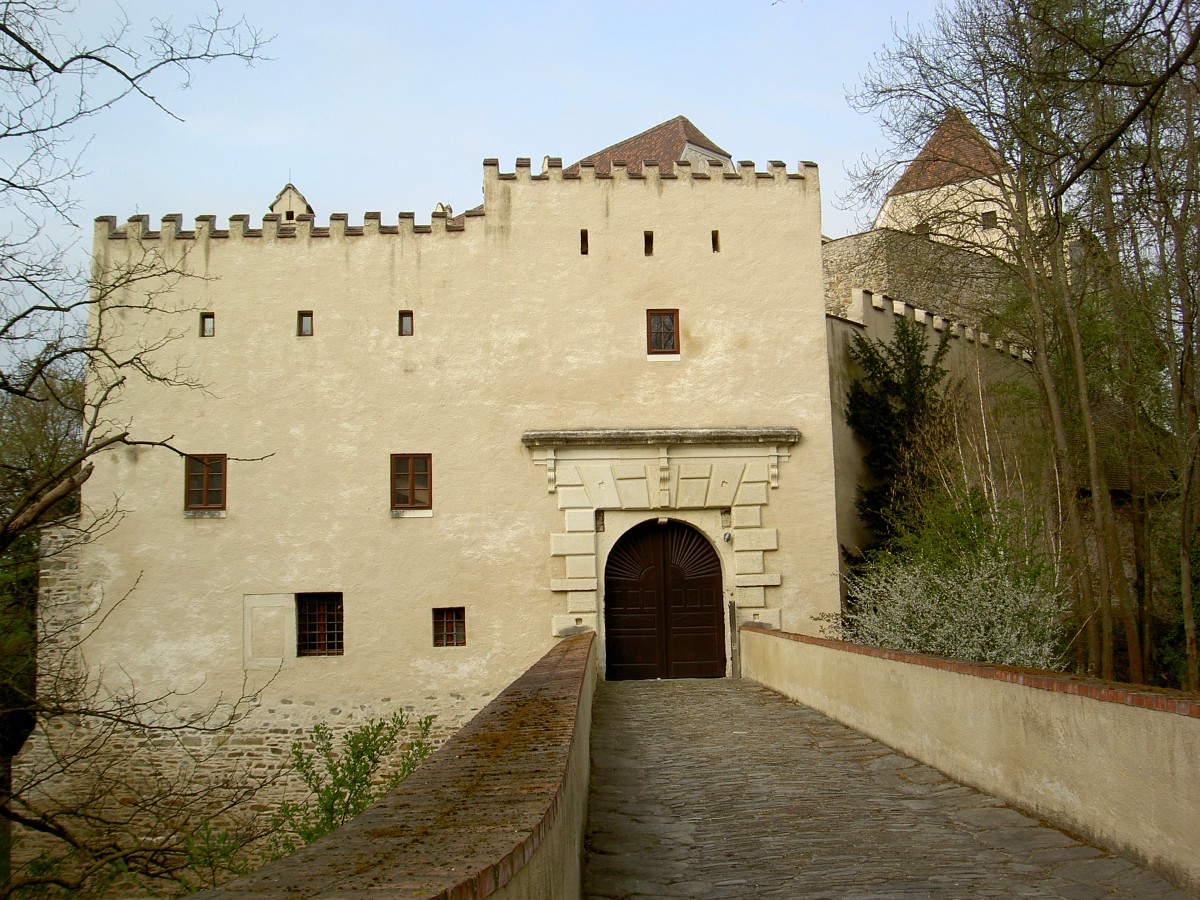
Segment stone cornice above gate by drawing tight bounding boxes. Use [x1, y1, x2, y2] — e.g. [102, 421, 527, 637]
[521, 427, 801, 447]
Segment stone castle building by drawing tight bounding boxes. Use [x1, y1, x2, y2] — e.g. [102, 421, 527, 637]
[55, 113, 1025, 741]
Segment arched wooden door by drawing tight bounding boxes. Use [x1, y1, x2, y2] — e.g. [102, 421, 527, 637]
[603, 520, 725, 680]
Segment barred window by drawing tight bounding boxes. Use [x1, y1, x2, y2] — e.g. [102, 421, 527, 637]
[391, 454, 432, 509]
[433, 607, 466, 647]
[185, 455, 226, 510]
[647, 309, 679, 354]
[297, 593, 343, 656]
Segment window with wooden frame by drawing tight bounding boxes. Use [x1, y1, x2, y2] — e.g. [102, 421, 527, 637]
[185, 454, 226, 510]
[398, 310, 414, 336]
[297, 311, 313, 336]
[391, 454, 432, 509]
[646, 309, 679, 354]
[199, 311, 215, 337]
[433, 607, 466, 647]
[296, 592, 343, 656]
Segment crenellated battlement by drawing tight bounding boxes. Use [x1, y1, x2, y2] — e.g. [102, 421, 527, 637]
[95, 157, 819, 243]
[861, 288, 1033, 363]
[485, 155, 814, 183]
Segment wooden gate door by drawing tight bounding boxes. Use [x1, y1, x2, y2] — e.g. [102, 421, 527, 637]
[604, 520, 725, 680]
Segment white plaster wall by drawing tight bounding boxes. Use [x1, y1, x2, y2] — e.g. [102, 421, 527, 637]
[79, 158, 840, 721]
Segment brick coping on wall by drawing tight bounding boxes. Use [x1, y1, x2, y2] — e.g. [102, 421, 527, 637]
[199, 632, 595, 898]
[741, 625, 1200, 718]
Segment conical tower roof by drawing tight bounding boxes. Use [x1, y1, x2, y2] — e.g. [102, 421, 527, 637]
[887, 109, 1006, 197]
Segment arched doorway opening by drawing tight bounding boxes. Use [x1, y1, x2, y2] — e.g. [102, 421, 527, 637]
[603, 519, 725, 680]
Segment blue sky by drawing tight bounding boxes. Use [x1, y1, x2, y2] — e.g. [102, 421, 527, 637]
[69, 0, 942, 245]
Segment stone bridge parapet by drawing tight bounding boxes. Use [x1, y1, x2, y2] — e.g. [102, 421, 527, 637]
[201, 632, 596, 899]
[740, 624, 1200, 894]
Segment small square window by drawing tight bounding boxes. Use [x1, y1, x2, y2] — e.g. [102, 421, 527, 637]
[913, 221, 931, 236]
[391, 454, 432, 509]
[185, 454, 226, 510]
[644, 231, 654, 256]
[285, 210, 296, 222]
[981, 210, 999, 230]
[297, 311, 313, 336]
[433, 607, 465, 647]
[399, 310, 414, 336]
[647, 309, 679, 354]
[297, 592, 343, 656]
[199, 312, 215, 337]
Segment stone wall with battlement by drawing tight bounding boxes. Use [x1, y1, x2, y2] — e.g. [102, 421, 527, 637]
[826, 288, 1035, 561]
[78, 152, 839, 740]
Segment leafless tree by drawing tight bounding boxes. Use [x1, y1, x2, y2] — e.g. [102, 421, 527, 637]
[0, 1, 269, 890]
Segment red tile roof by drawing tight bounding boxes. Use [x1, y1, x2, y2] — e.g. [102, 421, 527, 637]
[564, 115, 731, 176]
[887, 109, 1006, 197]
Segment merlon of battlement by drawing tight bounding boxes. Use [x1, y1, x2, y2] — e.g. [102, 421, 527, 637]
[864, 289, 1031, 363]
[484, 156, 812, 183]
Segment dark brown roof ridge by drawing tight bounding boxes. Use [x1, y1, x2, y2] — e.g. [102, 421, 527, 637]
[887, 109, 1007, 197]
[564, 115, 732, 177]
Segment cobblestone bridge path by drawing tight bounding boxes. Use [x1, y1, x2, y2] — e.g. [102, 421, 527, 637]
[583, 679, 1193, 899]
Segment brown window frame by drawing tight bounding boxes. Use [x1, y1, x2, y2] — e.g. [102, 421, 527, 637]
[580, 229, 589, 255]
[433, 607, 466, 647]
[297, 592, 344, 656]
[646, 309, 679, 355]
[398, 310, 414, 336]
[644, 230, 654, 256]
[391, 453, 432, 510]
[711, 230, 720, 252]
[199, 311, 215, 337]
[297, 310, 314, 336]
[185, 454, 227, 510]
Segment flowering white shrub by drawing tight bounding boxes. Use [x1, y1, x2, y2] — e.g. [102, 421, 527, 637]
[833, 553, 1068, 670]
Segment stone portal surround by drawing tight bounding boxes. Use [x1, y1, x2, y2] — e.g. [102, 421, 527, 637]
[523, 428, 800, 640]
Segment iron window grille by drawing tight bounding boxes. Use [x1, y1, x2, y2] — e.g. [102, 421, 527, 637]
[391, 454, 432, 509]
[185, 455, 226, 510]
[647, 309, 679, 354]
[433, 607, 466, 647]
[297, 592, 344, 656]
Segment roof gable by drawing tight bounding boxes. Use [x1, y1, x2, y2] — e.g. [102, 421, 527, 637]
[887, 109, 1006, 197]
[565, 115, 732, 176]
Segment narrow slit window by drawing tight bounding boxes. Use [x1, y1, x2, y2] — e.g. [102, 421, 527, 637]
[711, 230, 720, 252]
[580, 229, 589, 255]
[297, 311, 313, 336]
[398, 310, 414, 336]
[199, 312, 215, 337]
[433, 607, 466, 647]
[297, 592, 343, 656]
[644, 231, 654, 256]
